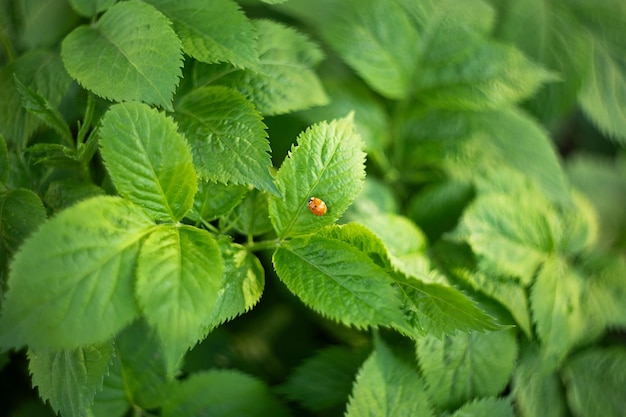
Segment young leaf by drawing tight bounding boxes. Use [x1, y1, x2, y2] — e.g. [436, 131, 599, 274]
[187, 179, 247, 223]
[562, 346, 626, 417]
[136, 225, 224, 373]
[416, 330, 518, 410]
[273, 234, 406, 330]
[450, 397, 513, 417]
[346, 335, 433, 417]
[113, 320, 171, 408]
[279, 346, 369, 413]
[28, 342, 114, 417]
[174, 86, 276, 194]
[0, 50, 71, 146]
[512, 342, 567, 417]
[162, 370, 290, 417]
[0, 196, 153, 350]
[99, 102, 197, 222]
[61, 0, 182, 110]
[200, 240, 264, 332]
[269, 115, 365, 238]
[145, 0, 258, 68]
[530, 257, 588, 366]
[201, 19, 328, 115]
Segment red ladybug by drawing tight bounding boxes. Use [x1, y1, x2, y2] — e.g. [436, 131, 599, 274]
[308, 197, 327, 216]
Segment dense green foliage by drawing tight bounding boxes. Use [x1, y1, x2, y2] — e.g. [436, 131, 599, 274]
[0, 0, 625, 416]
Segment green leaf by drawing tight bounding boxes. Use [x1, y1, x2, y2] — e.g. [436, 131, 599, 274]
[69, 0, 117, 17]
[187, 179, 247, 223]
[113, 320, 171, 408]
[28, 342, 114, 417]
[14, 75, 73, 145]
[61, 0, 182, 110]
[201, 19, 328, 115]
[43, 180, 106, 212]
[0, 50, 71, 146]
[0, 196, 153, 350]
[346, 335, 434, 417]
[453, 182, 557, 285]
[512, 342, 567, 417]
[417, 330, 518, 410]
[269, 115, 365, 238]
[145, 0, 257, 68]
[279, 346, 368, 413]
[305, 0, 419, 99]
[530, 256, 588, 366]
[562, 346, 626, 417]
[16, 0, 79, 49]
[393, 273, 502, 337]
[273, 234, 406, 330]
[162, 370, 290, 417]
[451, 397, 513, 417]
[200, 239, 264, 332]
[136, 225, 224, 373]
[99, 102, 197, 222]
[174, 86, 276, 194]
[0, 135, 8, 183]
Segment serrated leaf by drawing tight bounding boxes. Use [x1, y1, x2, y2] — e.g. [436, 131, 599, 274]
[0, 50, 71, 146]
[530, 257, 588, 366]
[200, 239, 264, 332]
[17, 0, 79, 49]
[44, 180, 105, 212]
[174, 86, 276, 194]
[279, 346, 368, 413]
[88, 353, 129, 417]
[69, 0, 117, 17]
[61, 0, 182, 110]
[451, 397, 513, 417]
[114, 320, 171, 408]
[317, 222, 391, 270]
[0, 135, 7, 183]
[14, 75, 73, 145]
[0, 196, 152, 350]
[562, 346, 626, 417]
[273, 234, 406, 330]
[201, 19, 328, 115]
[145, 0, 257, 68]
[99, 102, 197, 222]
[187, 179, 247, 223]
[512, 342, 567, 417]
[315, 0, 419, 99]
[269, 115, 365, 238]
[28, 342, 114, 417]
[162, 370, 290, 417]
[417, 330, 518, 410]
[454, 185, 557, 285]
[393, 273, 502, 337]
[136, 225, 224, 374]
[346, 335, 433, 417]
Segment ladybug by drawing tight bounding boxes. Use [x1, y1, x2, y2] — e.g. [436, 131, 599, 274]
[308, 197, 327, 216]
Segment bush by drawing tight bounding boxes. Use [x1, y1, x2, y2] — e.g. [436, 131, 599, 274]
[0, 0, 625, 416]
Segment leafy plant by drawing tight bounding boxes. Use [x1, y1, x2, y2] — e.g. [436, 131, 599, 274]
[0, 0, 625, 416]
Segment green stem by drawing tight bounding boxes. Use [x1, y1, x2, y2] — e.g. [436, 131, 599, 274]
[245, 238, 280, 253]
